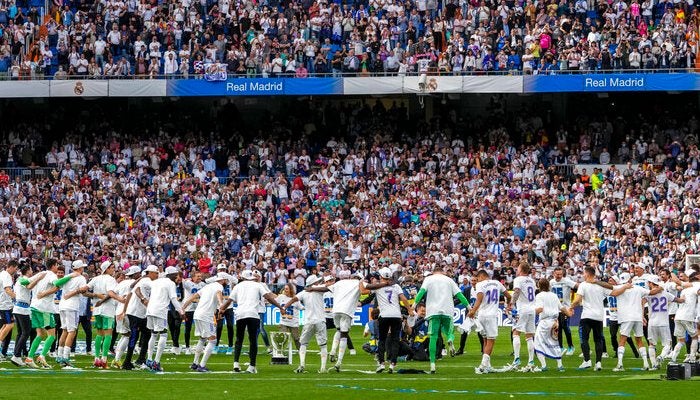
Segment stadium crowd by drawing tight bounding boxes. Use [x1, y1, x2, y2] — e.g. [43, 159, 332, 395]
[0, 0, 699, 78]
[0, 99, 697, 289]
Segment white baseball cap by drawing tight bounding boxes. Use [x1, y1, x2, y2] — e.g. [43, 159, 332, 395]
[323, 275, 335, 282]
[240, 270, 254, 280]
[100, 261, 113, 273]
[306, 275, 321, 287]
[216, 263, 227, 270]
[164, 266, 179, 276]
[353, 271, 364, 280]
[378, 267, 392, 279]
[144, 265, 159, 273]
[646, 275, 661, 285]
[338, 270, 351, 279]
[216, 272, 233, 282]
[125, 266, 141, 276]
[72, 260, 87, 270]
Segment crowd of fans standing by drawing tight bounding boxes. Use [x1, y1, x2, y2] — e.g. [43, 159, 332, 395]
[0, 0, 699, 78]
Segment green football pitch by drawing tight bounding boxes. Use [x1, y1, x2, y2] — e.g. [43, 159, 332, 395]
[0, 327, 695, 399]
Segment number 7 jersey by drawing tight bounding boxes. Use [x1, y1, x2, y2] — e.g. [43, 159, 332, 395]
[513, 276, 537, 314]
[373, 284, 404, 319]
[475, 279, 507, 317]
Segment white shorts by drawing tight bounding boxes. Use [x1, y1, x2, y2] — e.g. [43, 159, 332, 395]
[647, 325, 671, 346]
[116, 315, 131, 335]
[619, 321, 644, 338]
[513, 312, 536, 334]
[300, 322, 327, 346]
[333, 313, 352, 332]
[194, 319, 216, 339]
[146, 316, 168, 333]
[59, 310, 79, 332]
[674, 320, 697, 337]
[478, 315, 499, 339]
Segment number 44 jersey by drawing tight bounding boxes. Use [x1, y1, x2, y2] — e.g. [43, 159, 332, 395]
[475, 279, 508, 317]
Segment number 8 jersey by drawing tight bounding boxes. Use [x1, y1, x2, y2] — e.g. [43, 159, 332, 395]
[513, 276, 537, 314]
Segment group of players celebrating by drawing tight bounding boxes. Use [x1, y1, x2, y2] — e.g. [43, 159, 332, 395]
[0, 257, 698, 375]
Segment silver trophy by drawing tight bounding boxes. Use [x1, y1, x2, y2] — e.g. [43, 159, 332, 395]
[270, 331, 293, 365]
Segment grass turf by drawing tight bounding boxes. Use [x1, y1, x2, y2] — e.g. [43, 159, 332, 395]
[0, 327, 695, 399]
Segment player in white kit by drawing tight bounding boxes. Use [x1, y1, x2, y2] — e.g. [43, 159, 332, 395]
[307, 270, 363, 372]
[611, 272, 660, 372]
[182, 272, 230, 372]
[282, 275, 330, 374]
[508, 263, 537, 371]
[145, 266, 185, 372]
[182, 271, 205, 354]
[549, 267, 578, 355]
[644, 275, 683, 369]
[111, 266, 142, 368]
[468, 269, 510, 374]
[56, 260, 87, 369]
[669, 272, 699, 362]
[533, 278, 572, 371]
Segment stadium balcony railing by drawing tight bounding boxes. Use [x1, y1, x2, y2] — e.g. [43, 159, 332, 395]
[1, 67, 699, 80]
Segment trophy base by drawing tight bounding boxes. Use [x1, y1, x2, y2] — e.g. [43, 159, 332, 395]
[271, 356, 291, 365]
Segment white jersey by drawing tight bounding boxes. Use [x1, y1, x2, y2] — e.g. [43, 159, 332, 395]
[296, 290, 326, 324]
[0, 270, 14, 310]
[87, 274, 118, 317]
[183, 280, 205, 312]
[323, 291, 334, 319]
[13, 275, 38, 315]
[373, 283, 404, 319]
[631, 274, 652, 289]
[257, 283, 269, 314]
[193, 282, 223, 323]
[277, 294, 299, 327]
[30, 270, 58, 313]
[534, 291, 562, 320]
[550, 277, 576, 307]
[607, 294, 619, 321]
[513, 275, 537, 313]
[146, 277, 182, 319]
[676, 286, 698, 322]
[475, 279, 507, 317]
[615, 285, 649, 323]
[58, 275, 87, 312]
[229, 280, 271, 321]
[663, 281, 679, 314]
[645, 291, 676, 327]
[576, 282, 611, 321]
[328, 279, 361, 317]
[114, 278, 135, 315]
[126, 278, 151, 318]
[420, 274, 461, 318]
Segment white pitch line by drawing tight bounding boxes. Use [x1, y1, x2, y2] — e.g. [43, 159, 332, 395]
[1, 373, 646, 382]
